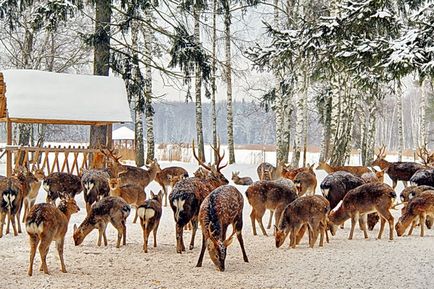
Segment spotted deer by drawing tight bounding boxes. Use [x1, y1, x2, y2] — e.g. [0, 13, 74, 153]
[282, 164, 315, 180]
[293, 171, 317, 196]
[275, 195, 330, 248]
[137, 191, 163, 253]
[43, 172, 82, 204]
[196, 185, 249, 271]
[328, 183, 397, 240]
[316, 161, 371, 177]
[169, 140, 228, 253]
[73, 196, 130, 248]
[155, 166, 188, 207]
[81, 169, 110, 214]
[231, 171, 253, 186]
[26, 193, 79, 276]
[22, 169, 45, 222]
[0, 177, 23, 238]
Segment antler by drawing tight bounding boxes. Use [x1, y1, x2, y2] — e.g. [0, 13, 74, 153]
[192, 139, 212, 171]
[210, 138, 227, 172]
[101, 148, 122, 163]
[417, 143, 430, 166]
[376, 144, 386, 158]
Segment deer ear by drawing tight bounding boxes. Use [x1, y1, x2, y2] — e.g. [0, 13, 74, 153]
[274, 225, 278, 232]
[73, 224, 77, 232]
[150, 191, 155, 198]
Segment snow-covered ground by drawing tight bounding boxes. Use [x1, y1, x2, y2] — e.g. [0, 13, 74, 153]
[0, 158, 433, 289]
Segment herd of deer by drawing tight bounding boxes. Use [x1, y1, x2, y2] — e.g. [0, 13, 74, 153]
[0, 143, 434, 274]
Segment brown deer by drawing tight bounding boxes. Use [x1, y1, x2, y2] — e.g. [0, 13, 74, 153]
[282, 164, 315, 180]
[109, 177, 146, 223]
[293, 171, 317, 196]
[395, 191, 434, 237]
[231, 171, 253, 186]
[416, 143, 434, 167]
[73, 196, 130, 248]
[360, 169, 384, 231]
[371, 145, 425, 188]
[43, 172, 82, 204]
[275, 195, 330, 248]
[11, 167, 38, 231]
[137, 191, 163, 253]
[196, 185, 249, 271]
[81, 169, 111, 214]
[316, 161, 371, 177]
[257, 162, 284, 181]
[246, 180, 298, 236]
[155, 166, 188, 207]
[22, 169, 45, 222]
[169, 140, 228, 253]
[26, 194, 79, 276]
[0, 177, 23, 238]
[328, 183, 396, 240]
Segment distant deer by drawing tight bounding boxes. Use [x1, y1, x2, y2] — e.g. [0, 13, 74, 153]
[275, 195, 330, 248]
[257, 162, 284, 181]
[328, 183, 396, 240]
[0, 177, 23, 238]
[416, 143, 434, 167]
[155, 166, 188, 207]
[231, 171, 253, 186]
[361, 168, 384, 184]
[293, 171, 317, 196]
[282, 164, 315, 180]
[81, 169, 111, 214]
[73, 196, 130, 248]
[26, 194, 79, 276]
[137, 191, 163, 253]
[43, 172, 82, 204]
[196, 185, 249, 271]
[246, 180, 298, 236]
[316, 161, 371, 177]
[109, 177, 146, 223]
[169, 140, 228, 253]
[371, 145, 425, 189]
[395, 191, 434, 237]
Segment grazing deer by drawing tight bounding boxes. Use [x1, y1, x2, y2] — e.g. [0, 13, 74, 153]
[316, 161, 371, 177]
[371, 145, 425, 189]
[275, 195, 330, 248]
[43, 172, 82, 204]
[328, 183, 396, 240]
[155, 166, 188, 207]
[395, 191, 434, 237]
[246, 180, 298, 236]
[196, 185, 249, 271]
[26, 194, 79, 276]
[81, 169, 110, 214]
[231, 171, 253, 186]
[265, 178, 296, 229]
[73, 196, 130, 248]
[409, 168, 434, 187]
[257, 162, 284, 181]
[293, 171, 317, 196]
[109, 177, 146, 223]
[0, 177, 23, 238]
[169, 140, 228, 253]
[137, 191, 163, 253]
[360, 169, 384, 231]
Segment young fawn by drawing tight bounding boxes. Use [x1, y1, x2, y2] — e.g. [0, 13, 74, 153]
[396, 190, 434, 236]
[246, 180, 298, 236]
[137, 191, 163, 253]
[328, 183, 396, 240]
[231, 171, 253, 186]
[73, 196, 130, 248]
[275, 195, 330, 248]
[293, 171, 317, 196]
[196, 185, 249, 271]
[0, 177, 23, 238]
[26, 194, 79, 276]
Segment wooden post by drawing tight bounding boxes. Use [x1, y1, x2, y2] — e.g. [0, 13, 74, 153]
[106, 124, 113, 149]
[6, 118, 12, 177]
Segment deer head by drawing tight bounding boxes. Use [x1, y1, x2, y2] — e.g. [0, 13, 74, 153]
[417, 143, 434, 166]
[371, 145, 387, 167]
[207, 230, 235, 272]
[192, 139, 228, 186]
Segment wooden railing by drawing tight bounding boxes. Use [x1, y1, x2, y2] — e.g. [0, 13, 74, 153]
[2, 145, 100, 175]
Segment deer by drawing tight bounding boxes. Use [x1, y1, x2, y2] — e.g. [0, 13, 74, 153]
[361, 168, 384, 184]
[169, 140, 228, 253]
[416, 143, 434, 167]
[137, 191, 163, 253]
[196, 185, 249, 271]
[275, 195, 330, 248]
[43, 172, 82, 204]
[22, 169, 45, 222]
[409, 168, 434, 187]
[395, 191, 434, 237]
[231, 171, 253, 186]
[293, 171, 317, 196]
[282, 164, 315, 180]
[0, 177, 23, 238]
[26, 193, 79, 276]
[371, 145, 426, 189]
[316, 161, 371, 177]
[155, 166, 189, 207]
[81, 169, 111, 214]
[328, 183, 397, 240]
[246, 180, 298, 236]
[108, 177, 146, 223]
[257, 162, 285, 181]
[73, 196, 130, 248]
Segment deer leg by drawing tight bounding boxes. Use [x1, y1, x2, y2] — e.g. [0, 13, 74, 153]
[408, 219, 417, 236]
[28, 234, 39, 276]
[378, 217, 386, 239]
[377, 207, 394, 240]
[255, 208, 267, 236]
[289, 228, 296, 248]
[319, 223, 325, 247]
[16, 212, 22, 234]
[0, 212, 5, 238]
[85, 202, 92, 215]
[122, 220, 127, 246]
[22, 199, 28, 223]
[189, 218, 198, 250]
[267, 210, 274, 229]
[392, 179, 397, 190]
[349, 214, 357, 240]
[359, 214, 369, 239]
[164, 186, 168, 207]
[56, 238, 67, 273]
[176, 224, 185, 253]
[234, 219, 248, 262]
[310, 223, 320, 248]
[38, 239, 50, 274]
[142, 221, 149, 253]
[10, 213, 18, 236]
[196, 234, 207, 267]
[153, 221, 160, 248]
[133, 208, 139, 224]
[6, 212, 10, 235]
[420, 214, 426, 237]
[295, 224, 307, 245]
[250, 210, 257, 235]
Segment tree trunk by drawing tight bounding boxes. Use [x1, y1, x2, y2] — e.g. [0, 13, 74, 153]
[144, 8, 154, 163]
[419, 79, 428, 146]
[396, 82, 404, 161]
[224, 8, 235, 164]
[319, 93, 332, 162]
[194, 7, 205, 162]
[211, 0, 218, 162]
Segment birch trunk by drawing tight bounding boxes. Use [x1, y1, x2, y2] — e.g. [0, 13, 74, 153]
[224, 7, 235, 164]
[194, 7, 205, 162]
[396, 82, 404, 161]
[211, 0, 218, 162]
[419, 79, 428, 146]
[144, 8, 154, 163]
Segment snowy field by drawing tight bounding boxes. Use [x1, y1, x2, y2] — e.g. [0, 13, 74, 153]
[0, 158, 433, 289]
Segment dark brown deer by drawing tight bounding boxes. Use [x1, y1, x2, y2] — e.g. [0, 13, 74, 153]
[81, 169, 110, 214]
[416, 143, 434, 167]
[246, 180, 298, 236]
[231, 171, 253, 186]
[275, 195, 330, 248]
[328, 183, 396, 240]
[43, 172, 82, 204]
[371, 145, 425, 189]
[26, 194, 79, 276]
[137, 191, 163, 253]
[73, 196, 130, 248]
[196, 185, 249, 271]
[409, 168, 434, 187]
[169, 140, 228, 253]
[0, 177, 23, 238]
[293, 171, 317, 196]
[395, 191, 434, 237]
[155, 166, 188, 207]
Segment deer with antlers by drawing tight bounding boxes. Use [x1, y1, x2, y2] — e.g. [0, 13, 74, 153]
[417, 143, 434, 167]
[169, 140, 228, 253]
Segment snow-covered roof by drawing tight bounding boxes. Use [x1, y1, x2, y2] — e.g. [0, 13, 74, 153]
[1, 69, 132, 124]
[113, 126, 135, 140]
